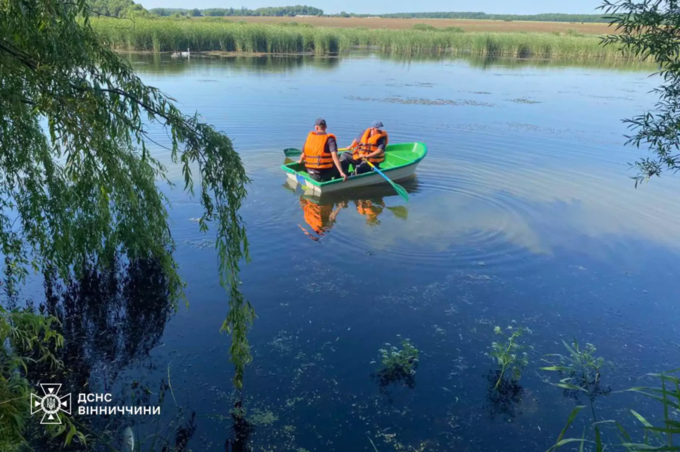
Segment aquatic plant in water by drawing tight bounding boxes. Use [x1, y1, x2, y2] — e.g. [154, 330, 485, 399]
[548, 370, 680, 451]
[373, 338, 419, 394]
[541, 339, 611, 409]
[379, 339, 419, 377]
[488, 325, 530, 389]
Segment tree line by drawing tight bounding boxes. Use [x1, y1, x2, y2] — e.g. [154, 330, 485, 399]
[352, 12, 607, 23]
[150, 5, 324, 17]
[86, 1, 606, 23]
[89, 0, 148, 17]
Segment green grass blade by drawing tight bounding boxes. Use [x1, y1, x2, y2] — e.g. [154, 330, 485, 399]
[547, 406, 585, 451]
[595, 425, 603, 452]
[553, 439, 588, 448]
[562, 339, 578, 356]
[632, 410, 654, 428]
[554, 382, 589, 393]
[615, 421, 633, 443]
[662, 377, 672, 447]
[580, 427, 586, 452]
[620, 445, 680, 451]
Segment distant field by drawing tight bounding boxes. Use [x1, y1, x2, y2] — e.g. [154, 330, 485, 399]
[199, 16, 616, 35]
[92, 17, 629, 60]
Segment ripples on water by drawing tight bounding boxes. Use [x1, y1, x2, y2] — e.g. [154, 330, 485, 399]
[84, 53, 680, 451]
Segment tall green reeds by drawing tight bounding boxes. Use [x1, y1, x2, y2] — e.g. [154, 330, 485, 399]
[90, 17, 631, 60]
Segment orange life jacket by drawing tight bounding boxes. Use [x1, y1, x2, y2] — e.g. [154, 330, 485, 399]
[300, 198, 333, 235]
[303, 132, 336, 170]
[353, 129, 388, 163]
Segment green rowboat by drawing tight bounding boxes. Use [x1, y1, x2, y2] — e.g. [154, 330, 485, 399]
[281, 142, 427, 196]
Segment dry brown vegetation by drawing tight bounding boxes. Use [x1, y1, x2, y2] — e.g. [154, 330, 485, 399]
[199, 16, 615, 35]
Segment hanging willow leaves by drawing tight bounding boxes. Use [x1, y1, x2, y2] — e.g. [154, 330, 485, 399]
[0, 0, 252, 389]
[599, 0, 680, 187]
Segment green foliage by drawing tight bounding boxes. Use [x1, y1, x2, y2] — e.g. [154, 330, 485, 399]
[565, 28, 584, 37]
[373, 337, 420, 396]
[378, 338, 420, 377]
[88, 0, 146, 18]
[1, 0, 251, 394]
[599, 0, 680, 187]
[489, 325, 530, 389]
[412, 24, 464, 33]
[541, 339, 611, 405]
[0, 307, 86, 449]
[280, 21, 314, 28]
[412, 23, 437, 31]
[549, 371, 680, 451]
[90, 18, 626, 59]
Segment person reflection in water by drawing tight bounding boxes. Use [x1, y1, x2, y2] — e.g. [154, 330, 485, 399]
[298, 196, 348, 241]
[355, 198, 385, 226]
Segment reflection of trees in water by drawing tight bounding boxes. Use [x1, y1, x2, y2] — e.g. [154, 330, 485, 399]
[374, 51, 655, 71]
[166, 411, 197, 452]
[224, 401, 254, 452]
[37, 257, 173, 389]
[485, 370, 524, 420]
[20, 256, 180, 450]
[125, 53, 341, 75]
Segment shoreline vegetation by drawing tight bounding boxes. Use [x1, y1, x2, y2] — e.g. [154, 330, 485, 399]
[92, 18, 636, 60]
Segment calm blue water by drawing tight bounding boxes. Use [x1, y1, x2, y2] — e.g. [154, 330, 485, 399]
[61, 54, 680, 451]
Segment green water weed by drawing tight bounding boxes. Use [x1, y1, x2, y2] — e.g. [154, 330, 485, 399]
[541, 339, 611, 407]
[488, 325, 530, 389]
[378, 338, 419, 377]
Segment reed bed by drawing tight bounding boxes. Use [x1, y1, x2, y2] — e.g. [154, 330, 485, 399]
[91, 18, 630, 60]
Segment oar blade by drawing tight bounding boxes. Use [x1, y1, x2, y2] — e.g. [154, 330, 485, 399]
[393, 183, 409, 202]
[386, 206, 408, 220]
[284, 148, 302, 157]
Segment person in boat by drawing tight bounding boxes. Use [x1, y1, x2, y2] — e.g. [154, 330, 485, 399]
[340, 120, 388, 176]
[298, 197, 348, 241]
[298, 118, 348, 182]
[355, 198, 385, 226]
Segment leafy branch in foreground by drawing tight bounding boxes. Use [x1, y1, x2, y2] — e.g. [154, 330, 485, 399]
[0, 306, 86, 449]
[1, 0, 252, 393]
[599, 0, 680, 187]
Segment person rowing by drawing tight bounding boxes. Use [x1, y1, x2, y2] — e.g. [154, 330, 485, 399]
[340, 120, 388, 176]
[298, 118, 348, 182]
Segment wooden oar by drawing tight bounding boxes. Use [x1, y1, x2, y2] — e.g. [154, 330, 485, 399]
[364, 160, 409, 202]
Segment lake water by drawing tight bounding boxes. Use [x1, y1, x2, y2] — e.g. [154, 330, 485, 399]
[54, 53, 680, 451]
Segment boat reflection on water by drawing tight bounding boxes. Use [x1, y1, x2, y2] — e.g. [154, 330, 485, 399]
[284, 177, 419, 241]
[298, 196, 347, 241]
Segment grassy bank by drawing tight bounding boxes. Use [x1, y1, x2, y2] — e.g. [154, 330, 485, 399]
[91, 18, 628, 59]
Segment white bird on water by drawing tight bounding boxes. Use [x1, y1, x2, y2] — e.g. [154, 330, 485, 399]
[121, 426, 135, 452]
[171, 48, 191, 58]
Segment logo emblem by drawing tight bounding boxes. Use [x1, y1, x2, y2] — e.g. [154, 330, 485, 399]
[31, 383, 71, 424]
